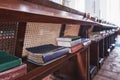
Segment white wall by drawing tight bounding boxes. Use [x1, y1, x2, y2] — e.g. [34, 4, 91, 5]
[99, 0, 107, 20]
[106, 0, 120, 26]
[63, 0, 85, 12]
[52, 0, 120, 26]
[86, 0, 120, 26]
[85, 0, 100, 17]
[85, 0, 95, 16]
[49, 0, 63, 5]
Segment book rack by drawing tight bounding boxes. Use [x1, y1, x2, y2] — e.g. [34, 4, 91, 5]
[0, 22, 17, 55]
[79, 25, 118, 79]
[0, 0, 118, 80]
[16, 46, 90, 80]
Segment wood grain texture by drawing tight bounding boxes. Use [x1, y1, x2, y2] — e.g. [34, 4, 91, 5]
[17, 45, 90, 80]
[64, 24, 80, 36]
[24, 0, 85, 16]
[0, 0, 93, 24]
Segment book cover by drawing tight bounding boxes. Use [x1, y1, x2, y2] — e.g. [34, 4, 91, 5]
[90, 65, 96, 74]
[26, 44, 69, 64]
[80, 38, 90, 42]
[90, 65, 97, 79]
[56, 36, 80, 42]
[80, 38, 91, 46]
[26, 44, 61, 54]
[57, 39, 81, 47]
[27, 55, 65, 65]
[0, 51, 22, 72]
[69, 44, 83, 53]
[0, 63, 27, 80]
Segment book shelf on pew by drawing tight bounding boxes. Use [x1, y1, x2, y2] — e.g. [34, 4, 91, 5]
[16, 44, 91, 80]
[0, 0, 93, 80]
[0, 0, 118, 80]
[79, 24, 118, 79]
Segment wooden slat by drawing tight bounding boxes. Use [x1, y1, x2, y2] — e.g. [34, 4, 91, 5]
[64, 24, 80, 36]
[15, 22, 26, 58]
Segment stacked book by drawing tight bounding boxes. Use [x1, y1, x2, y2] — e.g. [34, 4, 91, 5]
[56, 36, 83, 53]
[80, 38, 91, 47]
[0, 51, 27, 80]
[26, 44, 69, 65]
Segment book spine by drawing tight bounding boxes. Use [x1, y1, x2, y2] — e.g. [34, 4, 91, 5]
[57, 41, 71, 47]
[90, 66, 97, 79]
[43, 48, 69, 63]
[71, 39, 81, 47]
[57, 37, 80, 42]
[28, 53, 44, 64]
[57, 39, 81, 47]
[0, 64, 27, 80]
[56, 38, 72, 42]
[0, 58, 22, 72]
[69, 44, 83, 53]
[83, 40, 91, 46]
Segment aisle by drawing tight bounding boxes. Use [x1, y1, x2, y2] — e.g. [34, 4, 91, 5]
[93, 35, 120, 80]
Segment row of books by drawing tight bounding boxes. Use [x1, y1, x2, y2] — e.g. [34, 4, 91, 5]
[57, 36, 91, 53]
[0, 30, 15, 39]
[26, 36, 91, 65]
[57, 36, 82, 53]
[0, 51, 27, 80]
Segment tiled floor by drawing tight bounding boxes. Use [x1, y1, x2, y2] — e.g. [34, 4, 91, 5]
[93, 36, 120, 80]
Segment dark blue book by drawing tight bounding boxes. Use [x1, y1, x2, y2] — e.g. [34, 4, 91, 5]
[56, 36, 80, 41]
[26, 44, 69, 64]
[80, 38, 91, 46]
[80, 38, 90, 42]
[26, 44, 61, 53]
[90, 65, 97, 78]
[90, 65, 96, 74]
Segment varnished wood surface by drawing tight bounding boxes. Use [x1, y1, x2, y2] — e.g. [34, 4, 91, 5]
[96, 23, 116, 27]
[90, 42, 99, 70]
[0, 0, 95, 24]
[25, 0, 85, 16]
[0, 0, 116, 26]
[16, 46, 90, 80]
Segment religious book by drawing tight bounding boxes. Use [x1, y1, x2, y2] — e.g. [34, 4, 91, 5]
[80, 38, 91, 46]
[26, 44, 69, 64]
[90, 65, 97, 79]
[0, 51, 22, 72]
[69, 44, 83, 53]
[56, 36, 80, 42]
[27, 55, 65, 65]
[0, 63, 27, 80]
[57, 39, 81, 47]
[80, 38, 90, 42]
